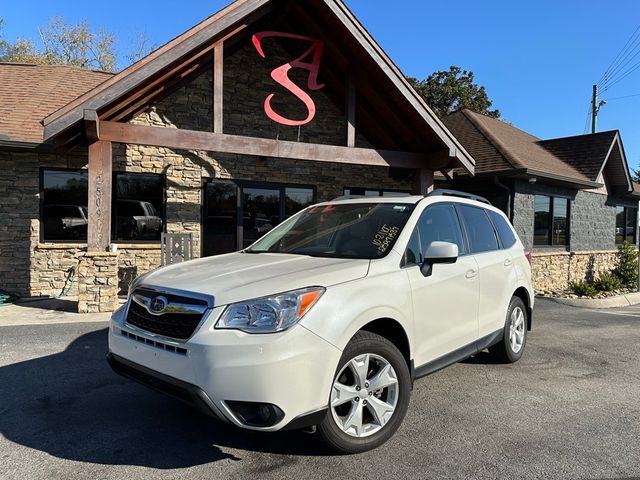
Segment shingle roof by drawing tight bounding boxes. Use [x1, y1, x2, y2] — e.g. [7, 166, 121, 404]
[443, 109, 592, 184]
[0, 63, 112, 143]
[538, 131, 618, 181]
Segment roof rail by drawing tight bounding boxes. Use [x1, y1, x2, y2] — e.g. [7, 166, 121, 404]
[427, 189, 492, 205]
[331, 195, 367, 201]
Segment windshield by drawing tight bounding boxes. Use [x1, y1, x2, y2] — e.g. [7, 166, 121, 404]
[246, 202, 415, 259]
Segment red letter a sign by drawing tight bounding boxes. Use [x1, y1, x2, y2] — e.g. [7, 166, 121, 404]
[252, 31, 325, 126]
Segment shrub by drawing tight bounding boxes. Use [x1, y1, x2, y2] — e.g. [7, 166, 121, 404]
[593, 272, 623, 292]
[569, 280, 598, 297]
[613, 240, 639, 289]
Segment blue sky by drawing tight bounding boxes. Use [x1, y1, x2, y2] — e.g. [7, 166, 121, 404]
[2, 0, 640, 171]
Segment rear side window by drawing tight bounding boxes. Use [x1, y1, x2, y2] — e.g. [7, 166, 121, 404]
[458, 205, 499, 254]
[488, 210, 517, 248]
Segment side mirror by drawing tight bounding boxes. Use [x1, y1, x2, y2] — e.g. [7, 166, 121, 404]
[420, 241, 459, 277]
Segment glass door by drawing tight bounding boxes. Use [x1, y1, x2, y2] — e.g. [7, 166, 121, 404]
[242, 186, 281, 248]
[203, 181, 316, 257]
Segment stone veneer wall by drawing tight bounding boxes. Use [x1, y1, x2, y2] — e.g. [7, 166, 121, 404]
[531, 250, 618, 293]
[77, 252, 119, 313]
[0, 148, 165, 299]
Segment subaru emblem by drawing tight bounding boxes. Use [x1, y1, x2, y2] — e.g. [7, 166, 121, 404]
[149, 296, 168, 314]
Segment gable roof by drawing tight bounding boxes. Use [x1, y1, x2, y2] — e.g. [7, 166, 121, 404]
[443, 109, 595, 186]
[0, 63, 112, 144]
[538, 131, 618, 181]
[41, 0, 475, 173]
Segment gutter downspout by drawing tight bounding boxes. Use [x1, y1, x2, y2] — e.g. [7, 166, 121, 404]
[493, 176, 512, 220]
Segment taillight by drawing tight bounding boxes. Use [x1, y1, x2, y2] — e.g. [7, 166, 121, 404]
[524, 250, 532, 265]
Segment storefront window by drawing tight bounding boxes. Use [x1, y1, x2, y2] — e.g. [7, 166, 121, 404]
[616, 206, 638, 244]
[534, 194, 569, 247]
[112, 173, 165, 242]
[203, 181, 315, 257]
[41, 169, 88, 242]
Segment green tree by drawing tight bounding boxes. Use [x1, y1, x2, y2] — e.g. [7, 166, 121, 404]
[408, 66, 500, 118]
[632, 167, 640, 183]
[0, 17, 116, 72]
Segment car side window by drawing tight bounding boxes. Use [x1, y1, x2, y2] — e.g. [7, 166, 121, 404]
[418, 204, 466, 256]
[488, 210, 517, 249]
[458, 205, 499, 254]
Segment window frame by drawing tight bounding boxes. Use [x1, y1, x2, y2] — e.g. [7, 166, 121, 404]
[39, 167, 89, 244]
[111, 171, 167, 244]
[533, 194, 571, 248]
[616, 205, 638, 245]
[201, 179, 317, 256]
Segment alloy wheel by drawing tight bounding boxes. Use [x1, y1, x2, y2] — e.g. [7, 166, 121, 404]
[330, 353, 399, 438]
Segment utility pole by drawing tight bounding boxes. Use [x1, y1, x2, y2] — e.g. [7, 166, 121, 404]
[591, 84, 606, 134]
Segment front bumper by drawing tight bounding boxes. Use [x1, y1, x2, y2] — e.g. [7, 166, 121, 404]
[108, 305, 341, 431]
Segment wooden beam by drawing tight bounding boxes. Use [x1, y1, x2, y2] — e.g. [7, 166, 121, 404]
[84, 110, 99, 142]
[99, 121, 428, 169]
[346, 74, 356, 147]
[213, 42, 224, 133]
[87, 140, 113, 252]
[413, 168, 434, 195]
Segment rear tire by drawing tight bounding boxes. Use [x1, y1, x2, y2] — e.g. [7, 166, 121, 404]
[317, 331, 411, 454]
[489, 296, 528, 363]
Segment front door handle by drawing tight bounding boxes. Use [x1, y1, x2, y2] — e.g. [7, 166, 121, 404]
[465, 269, 478, 279]
[504, 258, 513, 267]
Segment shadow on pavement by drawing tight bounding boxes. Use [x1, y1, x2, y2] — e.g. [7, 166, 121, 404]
[0, 328, 331, 469]
[12, 297, 79, 313]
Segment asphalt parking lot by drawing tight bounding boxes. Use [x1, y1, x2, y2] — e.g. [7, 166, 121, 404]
[1, 298, 639, 480]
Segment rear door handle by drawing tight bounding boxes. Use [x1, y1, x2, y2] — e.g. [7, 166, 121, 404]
[504, 258, 513, 267]
[465, 269, 478, 279]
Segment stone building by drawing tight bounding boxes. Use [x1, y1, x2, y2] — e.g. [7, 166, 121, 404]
[0, 0, 637, 313]
[443, 109, 640, 292]
[0, 0, 475, 312]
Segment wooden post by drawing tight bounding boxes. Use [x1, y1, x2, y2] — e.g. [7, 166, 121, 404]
[346, 74, 356, 147]
[413, 168, 434, 196]
[213, 42, 224, 134]
[87, 140, 113, 252]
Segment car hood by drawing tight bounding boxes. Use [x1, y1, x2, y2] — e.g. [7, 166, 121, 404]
[137, 252, 370, 306]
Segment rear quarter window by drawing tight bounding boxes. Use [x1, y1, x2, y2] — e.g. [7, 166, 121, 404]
[458, 205, 499, 254]
[488, 210, 517, 249]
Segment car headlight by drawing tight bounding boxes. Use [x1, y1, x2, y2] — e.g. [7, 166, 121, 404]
[215, 287, 325, 334]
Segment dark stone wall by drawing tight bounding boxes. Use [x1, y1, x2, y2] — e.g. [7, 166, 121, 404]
[512, 180, 638, 252]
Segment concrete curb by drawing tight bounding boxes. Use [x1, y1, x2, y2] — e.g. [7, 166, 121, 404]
[546, 291, 640, 309]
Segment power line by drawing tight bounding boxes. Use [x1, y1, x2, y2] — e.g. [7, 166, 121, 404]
[603, 58, 640, 91]
[605, 92, 640, 101]
[597, 23, 640, 90]
[583, 102, 592, 134]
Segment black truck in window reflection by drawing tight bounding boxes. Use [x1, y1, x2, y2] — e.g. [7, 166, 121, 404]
[115, 200, 163, 241]
[43, 205, 88, 241]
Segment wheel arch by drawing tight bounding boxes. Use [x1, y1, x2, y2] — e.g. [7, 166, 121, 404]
[358, 318, 412, 373]
[513, 286, 533, 331]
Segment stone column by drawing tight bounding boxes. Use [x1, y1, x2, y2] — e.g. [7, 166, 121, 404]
[76, 252, 119, 313]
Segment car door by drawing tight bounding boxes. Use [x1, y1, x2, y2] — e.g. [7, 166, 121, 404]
[404, 203, 480, 366]
[457, 205, 515, 339]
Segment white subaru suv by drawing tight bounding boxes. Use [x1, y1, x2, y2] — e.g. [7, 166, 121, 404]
[108, 189, 533, 453]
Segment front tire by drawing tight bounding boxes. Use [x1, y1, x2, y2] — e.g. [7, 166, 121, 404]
[317, 331, 411, 454]
[489, 296, 528, 363]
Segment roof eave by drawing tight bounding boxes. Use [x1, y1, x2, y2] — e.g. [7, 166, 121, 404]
[324, 0, 476, 175]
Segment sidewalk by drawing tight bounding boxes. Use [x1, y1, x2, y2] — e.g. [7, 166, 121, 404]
[0, 297, 112, 326]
